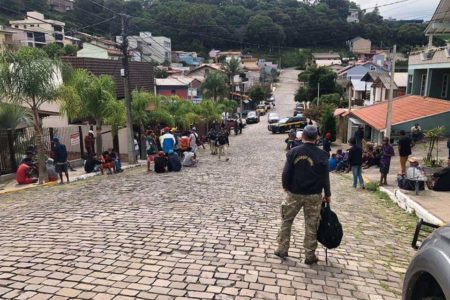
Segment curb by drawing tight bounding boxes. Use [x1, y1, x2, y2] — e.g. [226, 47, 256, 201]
[0, 162, 145, 196]
[380, 187, 445, 226]
[362, 175, 445, 226]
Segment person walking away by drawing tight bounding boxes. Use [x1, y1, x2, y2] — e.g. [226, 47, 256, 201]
[154, 151, 168, 173]
[322, 132, 332, 156]
[52, 137, 69, 184]
[275, 125, 331, 265]
[146, 131, 158, 172]
[234, 119, 239, 135]
[354, 126, 364, 147]
[410, 123, 422, 143]
[348, 138, 365, 189]
[46, 158, 58, 182]
[182, 147, 197, 167]
[398, 130, 413, 175]
[379, 137, 395, 186]
[84, 130, 95, 157]
[207, 128, 218, 155]
[216, 129, 229, 161]
[238, 118, 243, 134]
[159, 127, 176, 155]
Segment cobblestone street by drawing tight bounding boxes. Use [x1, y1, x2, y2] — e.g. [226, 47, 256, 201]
[0, 70, 417, 300]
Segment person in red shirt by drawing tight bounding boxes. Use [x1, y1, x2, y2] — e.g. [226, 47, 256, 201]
[16, 163, 38, 185]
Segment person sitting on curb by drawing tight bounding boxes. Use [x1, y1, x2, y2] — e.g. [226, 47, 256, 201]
[182, 147, 198, 167]
[84, 154, 102, 174]
[46, 158, 58, 182]
[108, 148, 123, 173]
[428, 159, 450, 192]
[398, 157, 427, 191]
[16, 161, 38, 185]
[99, 151, 115, 175]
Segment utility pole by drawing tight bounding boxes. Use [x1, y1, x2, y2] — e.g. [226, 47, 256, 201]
[120, 13, 136, 164]
[385, 44, 397, 140]
[347, 76, 352, 142]
[317, 82, 320, 105]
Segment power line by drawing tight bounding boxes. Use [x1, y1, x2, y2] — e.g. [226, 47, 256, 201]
[361, 0, 414, 11]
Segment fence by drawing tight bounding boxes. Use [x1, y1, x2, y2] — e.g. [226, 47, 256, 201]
[0, 125, 90, 175]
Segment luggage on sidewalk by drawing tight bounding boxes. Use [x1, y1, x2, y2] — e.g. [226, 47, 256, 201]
[317, 203, 343, 263]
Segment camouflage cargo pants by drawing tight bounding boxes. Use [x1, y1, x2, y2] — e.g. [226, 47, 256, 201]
[277, 192, 322, 259]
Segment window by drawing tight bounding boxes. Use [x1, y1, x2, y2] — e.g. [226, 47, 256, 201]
[27, 32, 33, 38]
[171, 89, 176, 95]
[441, 74, 449, 98]
[420, 73, 427, 96]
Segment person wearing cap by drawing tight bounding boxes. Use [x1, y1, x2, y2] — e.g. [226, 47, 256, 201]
[159, 127, 176, 155]
[84, 130, 95, 157]
[406, 157, 427, 181]
[276, 125, 331, 265]
[52, 137, 69, 184]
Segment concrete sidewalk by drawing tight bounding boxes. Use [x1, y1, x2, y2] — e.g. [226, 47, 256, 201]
[331, 140, 450, 226]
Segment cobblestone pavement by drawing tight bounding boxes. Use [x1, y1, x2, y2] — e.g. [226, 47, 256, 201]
[0, 70, 417, 300]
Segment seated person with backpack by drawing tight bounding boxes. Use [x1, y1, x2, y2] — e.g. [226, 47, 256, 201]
[154, 151, 168, 173]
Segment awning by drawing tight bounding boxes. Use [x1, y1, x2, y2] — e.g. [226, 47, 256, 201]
[349, 117, 365, 125]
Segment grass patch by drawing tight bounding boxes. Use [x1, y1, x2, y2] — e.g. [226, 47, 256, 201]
[365, 182, 379, 192]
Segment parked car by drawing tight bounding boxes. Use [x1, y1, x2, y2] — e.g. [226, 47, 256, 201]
[256, 104, 266, 116]
[267, 113, 280, 131]
[246, 111, 260, 124]
[403, 221, 449, 300]
[271, 115, 307, 134]
[241, 110, 251, 118]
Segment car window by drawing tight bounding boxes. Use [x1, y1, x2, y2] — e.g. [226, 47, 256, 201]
[248, 112, 256, 117]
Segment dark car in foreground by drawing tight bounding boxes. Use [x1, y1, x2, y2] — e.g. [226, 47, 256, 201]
[403, 221, 449, 300]
[271, 115, 307, 133]
[246, 111, 259, 124]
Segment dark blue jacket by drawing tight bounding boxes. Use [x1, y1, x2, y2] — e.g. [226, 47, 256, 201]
[53, 144, 68, 163]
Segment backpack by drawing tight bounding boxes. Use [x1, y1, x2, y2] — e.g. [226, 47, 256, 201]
[167, 154, 182, 172]
[180, 136, 190, 150]
[317, 203, 343, 250]
[218, 134, 227, 146]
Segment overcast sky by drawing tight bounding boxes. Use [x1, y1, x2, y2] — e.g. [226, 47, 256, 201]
[351, 0, 440, 20]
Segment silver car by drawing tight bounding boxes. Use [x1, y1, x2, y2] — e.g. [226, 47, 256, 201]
[402, 220, 449, 300]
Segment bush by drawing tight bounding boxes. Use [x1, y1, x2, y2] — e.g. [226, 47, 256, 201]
[320, 105, 337, 141]
[295, 87, 309, 102]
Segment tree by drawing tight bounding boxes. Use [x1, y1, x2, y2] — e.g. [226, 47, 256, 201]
[249, 85, 267, 103]
[245, 14, 285, 46]
[320, 105, 337, 141]
[295, 87, 309, 102]
[201, 71, 228, 101]
[43, 43, 64, 59]
[63, 44, 78, 56]
[222, 57, 242, 89]
[104, 99, 126, 152]
[155, 68, 168, 79]
[0, 48, 60, 183]
[60, 69, 117, 154]
[0, 103, 32, 130]
[195, 100, 222, 131]
[131, 90, 152, 159]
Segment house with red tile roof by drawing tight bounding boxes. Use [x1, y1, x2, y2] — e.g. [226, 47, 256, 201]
[348, 95, 450, 144]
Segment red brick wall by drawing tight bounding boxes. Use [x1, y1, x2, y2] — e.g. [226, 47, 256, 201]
[157, 87, 188, 99]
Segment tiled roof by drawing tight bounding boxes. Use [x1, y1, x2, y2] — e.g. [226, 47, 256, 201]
[156, 76, 194, 86]
[351, 95, 450, 131]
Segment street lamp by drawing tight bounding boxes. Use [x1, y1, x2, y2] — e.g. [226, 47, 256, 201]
[239, 82, 244, 118]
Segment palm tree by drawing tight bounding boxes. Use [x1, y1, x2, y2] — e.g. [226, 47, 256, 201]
[0, 103, 32, 130]
[0, 48, 61, 183]
[223, 57, 242, 92]
[60, 69, 116, 154]
[104, 99, 126, 152]
[131, 90, 152, 159]
[201, 71, 229, 102]
[195, 100, 222, 131]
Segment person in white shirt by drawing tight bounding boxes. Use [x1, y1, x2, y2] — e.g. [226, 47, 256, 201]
[189, 128, 199, 153]
[406, 157, 427, 181]
[182, 147, 197, 167]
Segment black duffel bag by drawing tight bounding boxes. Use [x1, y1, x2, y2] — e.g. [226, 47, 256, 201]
[317, 203, 343, 263]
